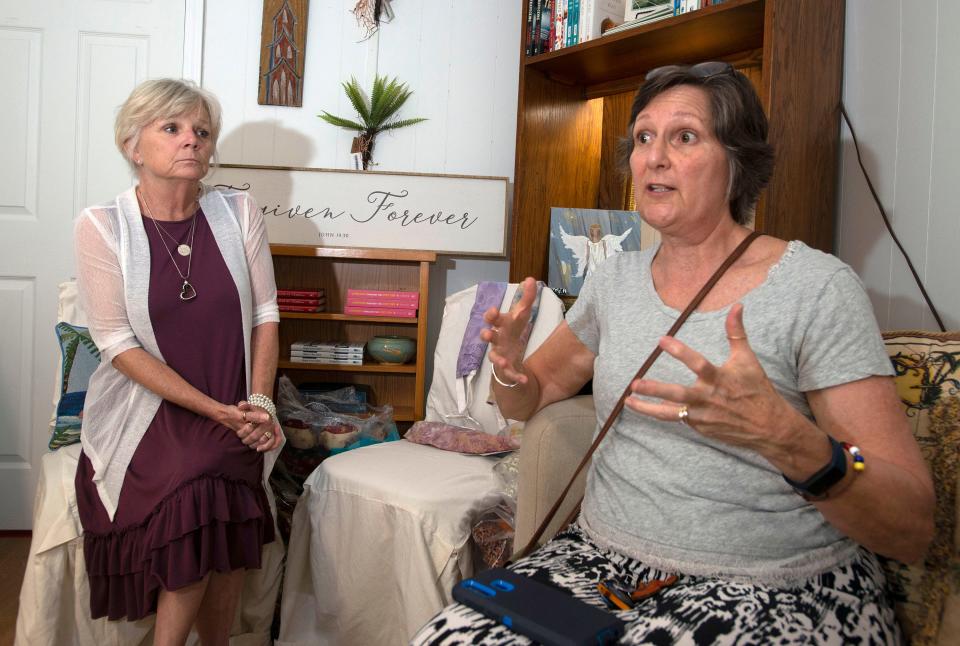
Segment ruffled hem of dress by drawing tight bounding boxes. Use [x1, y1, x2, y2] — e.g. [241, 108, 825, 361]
[83, 474, 275, 621]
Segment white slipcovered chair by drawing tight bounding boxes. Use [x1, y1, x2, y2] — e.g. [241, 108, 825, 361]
[15, 281, 285, 646]
[277, 283, 565, 646]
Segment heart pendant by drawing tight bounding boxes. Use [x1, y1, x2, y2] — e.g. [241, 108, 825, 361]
[180, 280, 197, 301]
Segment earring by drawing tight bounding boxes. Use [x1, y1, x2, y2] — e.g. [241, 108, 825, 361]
[136, 159, 143, 166]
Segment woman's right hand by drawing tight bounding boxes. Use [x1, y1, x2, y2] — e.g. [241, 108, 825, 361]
[479, 277, 538, 387]
[221, 404, 273, 449]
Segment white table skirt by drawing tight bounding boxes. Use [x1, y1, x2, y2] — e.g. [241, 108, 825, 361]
[277, 439, 508, 646]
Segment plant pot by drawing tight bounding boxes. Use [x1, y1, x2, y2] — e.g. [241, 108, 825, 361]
[351, 133, 376, 170]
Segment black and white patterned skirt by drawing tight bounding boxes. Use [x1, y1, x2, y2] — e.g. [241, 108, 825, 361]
[411, 524, 901, 645]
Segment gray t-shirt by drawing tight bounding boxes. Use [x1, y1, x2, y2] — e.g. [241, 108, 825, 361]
[565, 240, 893, 582]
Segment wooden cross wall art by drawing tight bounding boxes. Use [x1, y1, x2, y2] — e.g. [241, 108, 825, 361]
[258, 0, 309, 107]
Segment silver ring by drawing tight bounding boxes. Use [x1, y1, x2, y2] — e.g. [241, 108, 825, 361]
[677, 406, 689, 425]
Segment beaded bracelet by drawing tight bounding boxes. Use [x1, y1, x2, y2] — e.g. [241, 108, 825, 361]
[247, 393, 279, 425]
[842, 442, 866, 472]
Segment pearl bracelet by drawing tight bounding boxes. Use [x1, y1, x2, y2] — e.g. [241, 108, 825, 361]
[247, 393, 278, 424]
[491, 364, 520, 388]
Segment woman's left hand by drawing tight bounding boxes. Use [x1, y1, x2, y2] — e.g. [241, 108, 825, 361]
[625, 303, 793, 453]
[237, 400, 283, 452]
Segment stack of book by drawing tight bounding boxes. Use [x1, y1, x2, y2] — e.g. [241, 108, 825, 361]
[277, 288, 326, 313]
[610, 1, 673, 33]
[289, 341, 364, 365]
[343, 289, 419, 318]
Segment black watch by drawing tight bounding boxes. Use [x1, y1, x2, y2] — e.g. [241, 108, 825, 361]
[782, 435, 847, 500]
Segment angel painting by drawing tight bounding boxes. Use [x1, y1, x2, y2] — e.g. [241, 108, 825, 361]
[548, 208, 648, 297]
[559, 223, 633, 279]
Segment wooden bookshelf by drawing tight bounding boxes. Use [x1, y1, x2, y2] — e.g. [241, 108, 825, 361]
[271, 245, 436, 422]
[509, 0, 845, 281]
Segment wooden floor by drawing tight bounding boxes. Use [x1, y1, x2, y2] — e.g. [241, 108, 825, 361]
[0, 536, 31, 646]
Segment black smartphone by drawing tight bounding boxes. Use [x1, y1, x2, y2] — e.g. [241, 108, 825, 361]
[452, 568, 625, 646]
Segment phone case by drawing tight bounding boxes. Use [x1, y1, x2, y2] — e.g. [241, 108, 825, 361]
[452, 568, 625, 646]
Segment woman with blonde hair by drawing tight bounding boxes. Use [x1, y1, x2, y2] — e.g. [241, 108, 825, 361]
[73, 78, 283, 645]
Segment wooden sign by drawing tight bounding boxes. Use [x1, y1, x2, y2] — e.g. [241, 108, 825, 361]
[207, 164, 509, 256]
[258, 0, 309, 107]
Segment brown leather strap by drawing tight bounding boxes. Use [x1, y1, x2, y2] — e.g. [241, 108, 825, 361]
[513, 231, 762, 560]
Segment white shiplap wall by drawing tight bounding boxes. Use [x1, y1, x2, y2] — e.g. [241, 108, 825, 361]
[202, 0, 522, 381]
[838, 0, 960, 331]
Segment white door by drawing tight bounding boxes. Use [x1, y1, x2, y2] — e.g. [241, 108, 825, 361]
[0, 0, 195, 529]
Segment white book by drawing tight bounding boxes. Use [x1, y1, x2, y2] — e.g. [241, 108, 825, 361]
[289, 356, 364, 365]
[624, 1, 672, 22]
[291, 341, 364, 353]
[291, 349, 364, 358]
[579, 0, 625, 42]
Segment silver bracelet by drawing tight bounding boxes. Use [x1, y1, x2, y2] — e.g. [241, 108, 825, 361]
[247, 393, 279, 425]
[491, 364, 520, 389]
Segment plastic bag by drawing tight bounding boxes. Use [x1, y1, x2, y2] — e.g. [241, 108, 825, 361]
[471, 500, 516, 570]
[471, 451, 522, 570]
[275, 376, 400, 483]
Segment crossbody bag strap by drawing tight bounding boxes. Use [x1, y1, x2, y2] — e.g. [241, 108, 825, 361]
[512, 231, 762, 561]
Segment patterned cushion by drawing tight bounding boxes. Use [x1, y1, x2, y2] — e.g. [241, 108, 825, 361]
[882, 330, 960, 645]
[50, 322, 101, 449]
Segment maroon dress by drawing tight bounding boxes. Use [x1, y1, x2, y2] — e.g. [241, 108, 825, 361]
[75, 209, 275, 621]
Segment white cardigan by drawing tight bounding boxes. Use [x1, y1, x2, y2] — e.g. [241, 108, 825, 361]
[74, 185, 281, 520]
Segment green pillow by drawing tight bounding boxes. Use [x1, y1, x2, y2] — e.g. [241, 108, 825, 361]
[51, 322, 100, 449]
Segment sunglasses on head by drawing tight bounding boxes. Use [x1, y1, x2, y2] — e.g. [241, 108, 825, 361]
[645, 61, 735, 81]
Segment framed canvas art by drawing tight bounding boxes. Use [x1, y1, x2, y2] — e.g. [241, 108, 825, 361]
[548, 208, 656, 297]
[258, 0, 309, 107]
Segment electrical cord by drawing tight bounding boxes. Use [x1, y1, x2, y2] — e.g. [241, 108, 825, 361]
[839, 102, 946, 332]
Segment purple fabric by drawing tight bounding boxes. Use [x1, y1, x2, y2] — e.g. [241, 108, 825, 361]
[456, 282, 507, 378]
[75, 209, 274, 621]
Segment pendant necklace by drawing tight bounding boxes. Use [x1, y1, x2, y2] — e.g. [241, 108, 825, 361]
[138, 186, 199, 301]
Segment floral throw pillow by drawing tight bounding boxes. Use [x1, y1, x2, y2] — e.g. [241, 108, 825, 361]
[50, 322, 101, 449]
[881, 330, 960, 646]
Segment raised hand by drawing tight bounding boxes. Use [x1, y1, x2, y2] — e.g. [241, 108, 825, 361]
[479, 276, 538, 387]
[624, 303, 793, 452]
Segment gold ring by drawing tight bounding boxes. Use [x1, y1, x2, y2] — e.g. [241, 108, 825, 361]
[241, 411, 247, 422]
[727, 335, 747, 341]
[677, 406, 689, 425]
[263, 430, 273, 441]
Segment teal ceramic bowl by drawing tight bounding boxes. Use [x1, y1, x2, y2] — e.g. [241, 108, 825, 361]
[366, 335, 416, 364]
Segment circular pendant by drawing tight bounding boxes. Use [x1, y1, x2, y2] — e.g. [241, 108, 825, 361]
[177, 244, 191, 256]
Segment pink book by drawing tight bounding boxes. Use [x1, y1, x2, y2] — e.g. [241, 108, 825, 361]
[277, 289, 324, 298]
[346, 289, 419, 303]
[343, 306, 417, 318]
[278, 297, 326, 306]
[345, 298, 417, 309]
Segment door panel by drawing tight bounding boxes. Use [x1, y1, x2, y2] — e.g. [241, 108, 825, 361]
[0, 0, 189, 529]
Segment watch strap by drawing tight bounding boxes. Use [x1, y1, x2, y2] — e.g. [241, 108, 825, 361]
[782, 434, 847, 500]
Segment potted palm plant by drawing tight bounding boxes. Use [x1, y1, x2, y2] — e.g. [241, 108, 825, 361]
[318, 74, 427, 170]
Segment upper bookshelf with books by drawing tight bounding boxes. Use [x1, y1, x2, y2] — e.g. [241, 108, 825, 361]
[526, 0, 764, 96]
